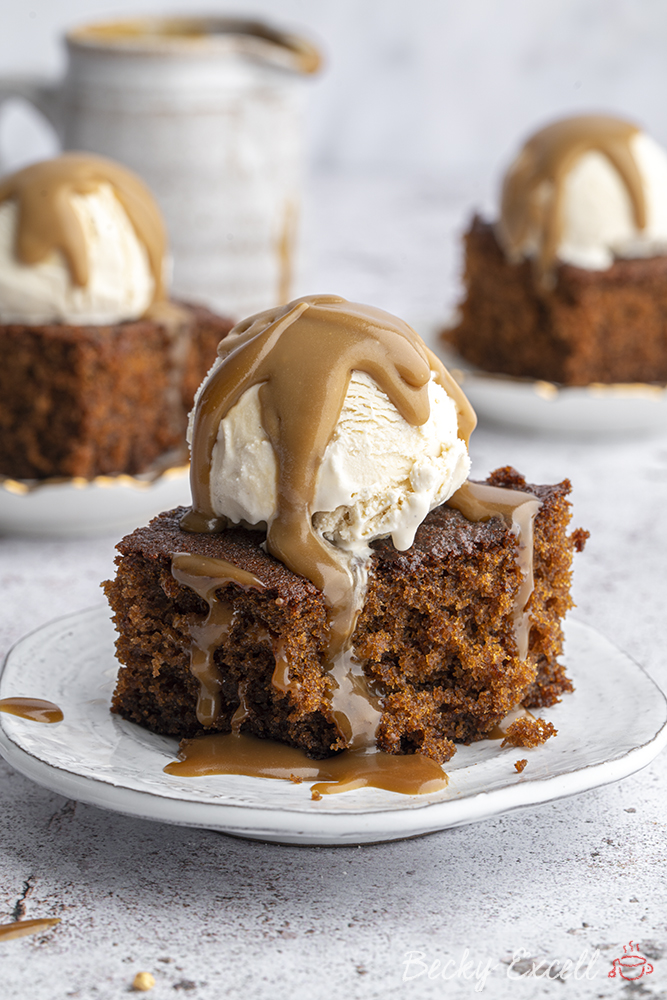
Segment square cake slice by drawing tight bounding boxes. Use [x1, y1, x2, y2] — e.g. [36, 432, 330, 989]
[104, 468, 587, 764]
[0, 303, 233, 480]
[447, 216, 667, 385]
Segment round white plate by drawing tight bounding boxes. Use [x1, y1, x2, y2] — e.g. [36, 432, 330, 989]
[436, 343, 667, 436]
[0, 463, 191, 537]
[0, 606, 665, 846]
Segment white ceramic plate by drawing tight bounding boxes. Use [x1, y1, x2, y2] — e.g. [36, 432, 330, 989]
[0, 462, 191, 537]
[0, 606, 665, 846]
[436, 343, 667, 437]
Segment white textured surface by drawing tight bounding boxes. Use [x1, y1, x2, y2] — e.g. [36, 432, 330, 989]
[1, 171, 667, 995]
[5, 0, 667, 177]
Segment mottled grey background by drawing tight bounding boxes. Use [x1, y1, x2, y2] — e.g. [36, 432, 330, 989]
[1, 0, 665, 179]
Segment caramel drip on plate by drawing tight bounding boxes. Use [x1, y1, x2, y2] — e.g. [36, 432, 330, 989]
[0, 918, 60, 942]
[0, 153, 167, 305]
[164, 731, 447, 796]
[446, 481, 541, 660]
[498, 114, 646, 284]
[0, 697, 63, 723]
[171, 553, 265, 727]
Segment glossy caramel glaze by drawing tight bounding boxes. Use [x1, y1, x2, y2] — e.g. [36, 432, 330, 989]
[171, 553, 265, 727]
[0, 918, 60, 941]
[0, 697, 63, 723]
[498, 115, 645, 285]
[183, 295, 475, 653]
[0, 153, 167, 305]
[446, 481, 541, 659]
[164, 730, 447, 796]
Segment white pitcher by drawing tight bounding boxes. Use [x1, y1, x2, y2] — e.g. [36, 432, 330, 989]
[0, 16, 321, 320]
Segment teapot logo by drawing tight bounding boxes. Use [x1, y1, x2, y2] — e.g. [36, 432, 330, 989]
[608, 941, 653, 981]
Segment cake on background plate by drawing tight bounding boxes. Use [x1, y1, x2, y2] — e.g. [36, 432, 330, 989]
[104, 296, 587, 789]
[446, 114, 667, 386]
[0, 153, 232, 482]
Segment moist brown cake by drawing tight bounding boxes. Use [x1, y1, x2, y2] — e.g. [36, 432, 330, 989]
[104, 467, 586, 764]
[0, 302, 232, 480]
[446, 216, 667, 386]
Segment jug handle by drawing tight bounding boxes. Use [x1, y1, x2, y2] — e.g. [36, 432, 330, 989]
[0, 76, 61, 137]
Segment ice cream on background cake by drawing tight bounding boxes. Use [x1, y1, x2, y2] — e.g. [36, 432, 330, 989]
[446, 114, 667, 385]
[105, 295, 586, 795]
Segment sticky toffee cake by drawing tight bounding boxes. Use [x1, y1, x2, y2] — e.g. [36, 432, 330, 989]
[104, 297, 587, 789]
[0, 154, 233, 481]
[105, 467, 585, 766]
[447, 115, 667, 386]
[0, 303, 232, 479]
[447, 215, 667, 385]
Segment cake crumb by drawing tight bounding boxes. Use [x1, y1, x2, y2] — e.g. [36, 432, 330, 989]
[502, 717, 557, 749]
[289, 773, 303, 784]
[311, 789, 322, 801]
[571, 528, 590, 553]
[132, 972, 155, 992]
[514, 759, 528, 773]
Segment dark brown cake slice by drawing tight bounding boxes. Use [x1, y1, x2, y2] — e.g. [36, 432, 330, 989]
[446, 216, 667, 385]
[0, 302, 233, 480]
[104, 468, 585, 764]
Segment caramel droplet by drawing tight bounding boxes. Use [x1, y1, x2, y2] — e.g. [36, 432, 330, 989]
[0, 697, 63, 724]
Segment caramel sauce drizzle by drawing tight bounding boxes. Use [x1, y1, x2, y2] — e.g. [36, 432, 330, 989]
[498, 114, 646, 285]
[171, 553, 266, 727]
[446, 481, 541, 660]
[181, 296, 475, 727]
[0, 697, 63, 724]
[164, 731, 447, 796]
[0, 153, 167, 305]
[0, 918, 60, 942]
[270, 638, 300, 697]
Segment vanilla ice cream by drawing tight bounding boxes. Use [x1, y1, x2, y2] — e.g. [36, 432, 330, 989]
[498, 115, 667, 275]
[196, 365, 470, 557]
[0, 153, 167, 325]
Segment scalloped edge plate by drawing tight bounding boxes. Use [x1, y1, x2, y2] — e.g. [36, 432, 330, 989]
[0, 462, 191, 537]
[0, 606, 665, 845]
[433, 340, 667, 436]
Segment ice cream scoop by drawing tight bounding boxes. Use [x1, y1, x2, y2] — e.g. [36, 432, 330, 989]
[497, 114, 667, 282]
[0, 153, 167, 325]
[186, 294, 474, 561]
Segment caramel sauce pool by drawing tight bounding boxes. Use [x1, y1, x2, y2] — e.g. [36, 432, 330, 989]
[164, 731, 448, 797]
[0, 697, 63, 724]
[0, 918, 60, 942]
